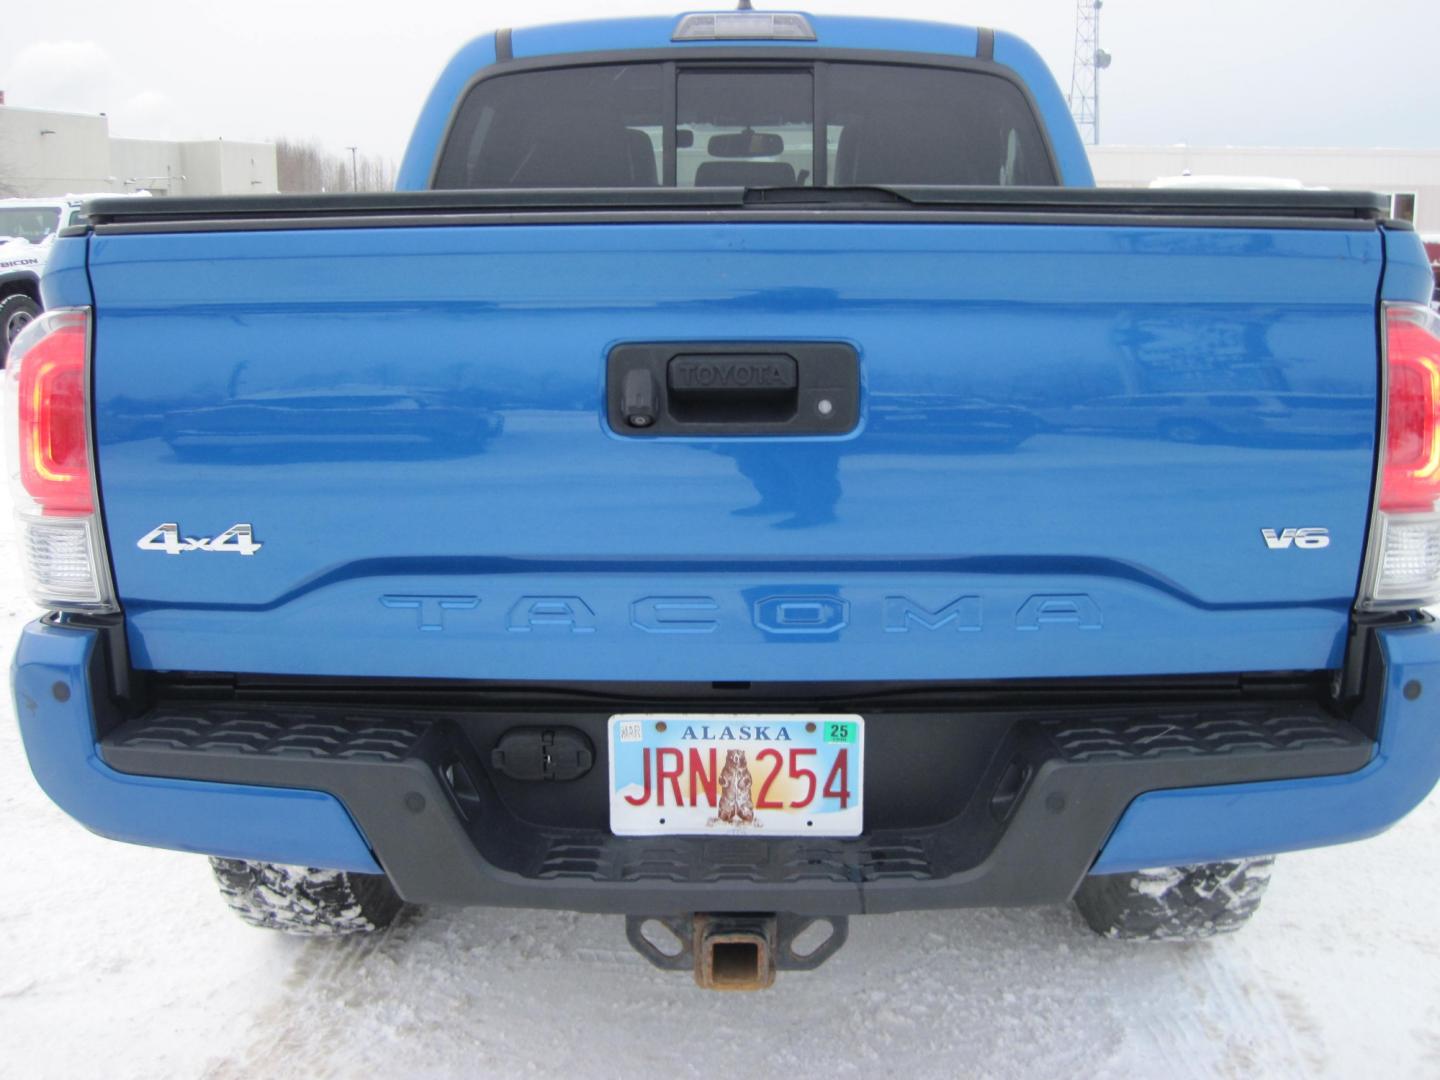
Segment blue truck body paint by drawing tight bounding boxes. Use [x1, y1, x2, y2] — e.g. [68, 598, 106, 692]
[37, 235, 92, 310]
[12, 620, 379, 872]
[89, 222, 1379, 681]
[1094, 620, 1440, 873]
[1380, 227, 1436, 303]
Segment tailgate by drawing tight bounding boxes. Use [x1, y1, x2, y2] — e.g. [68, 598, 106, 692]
[88, 218, 1381, 681]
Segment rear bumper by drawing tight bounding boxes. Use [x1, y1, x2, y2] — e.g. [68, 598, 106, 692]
[1094, 619, 1440, 873]
[12, 620, 379, 873]
[13, 617, 1440, 914]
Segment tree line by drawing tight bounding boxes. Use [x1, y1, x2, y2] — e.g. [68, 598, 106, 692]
[274, 137, 395, 193]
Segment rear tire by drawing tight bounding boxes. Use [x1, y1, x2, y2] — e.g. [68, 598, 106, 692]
[0, 294, 41, 366]
[210, 858, 405, 936]
[1074, 857, 1274, 941]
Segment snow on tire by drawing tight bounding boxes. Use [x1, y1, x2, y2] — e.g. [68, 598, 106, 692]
[1073, 857, 1275, 941]
[210, 858, 405, 936]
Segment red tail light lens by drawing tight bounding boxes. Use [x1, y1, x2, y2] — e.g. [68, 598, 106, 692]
[6, 306, 115, 612]
[14, 310, 92, 515]
[1381, 305, 1440, 513]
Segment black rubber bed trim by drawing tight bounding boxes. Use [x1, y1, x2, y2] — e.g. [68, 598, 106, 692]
[81, 185, 1390, 236]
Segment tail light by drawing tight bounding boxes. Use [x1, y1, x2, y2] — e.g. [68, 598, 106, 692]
[4, 307, 117, 612]
[1360, 303, 1440, 610]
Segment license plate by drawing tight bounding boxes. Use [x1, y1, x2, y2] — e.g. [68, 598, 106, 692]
[608, 713, 864, 837]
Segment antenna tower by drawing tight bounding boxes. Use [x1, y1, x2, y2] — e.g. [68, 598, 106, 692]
[1068, 0, 1112, 146]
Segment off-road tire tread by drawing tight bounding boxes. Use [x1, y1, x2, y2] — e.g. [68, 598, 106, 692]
[209, 858, 404, 936]
[1074, 857, 1274, 941]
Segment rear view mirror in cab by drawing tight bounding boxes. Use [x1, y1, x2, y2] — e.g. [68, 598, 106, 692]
[707, 129, 786, 158]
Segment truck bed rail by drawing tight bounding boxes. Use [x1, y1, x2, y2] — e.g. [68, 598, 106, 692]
[77, 186, 1394, 235]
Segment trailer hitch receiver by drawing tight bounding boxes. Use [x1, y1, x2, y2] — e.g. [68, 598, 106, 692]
[626, 912, 848, 990]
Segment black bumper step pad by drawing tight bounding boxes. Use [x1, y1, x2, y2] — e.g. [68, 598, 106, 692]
[101, 699, 1372, 915]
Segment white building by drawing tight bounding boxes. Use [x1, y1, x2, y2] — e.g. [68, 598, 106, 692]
[0, 102, 277, 197]
[1090, 145, 1440, 233]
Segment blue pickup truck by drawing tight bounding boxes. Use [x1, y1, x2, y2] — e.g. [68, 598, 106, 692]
[10, 10, 1440, 991]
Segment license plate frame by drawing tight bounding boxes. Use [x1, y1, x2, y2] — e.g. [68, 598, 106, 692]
[607, 713, 864, 837]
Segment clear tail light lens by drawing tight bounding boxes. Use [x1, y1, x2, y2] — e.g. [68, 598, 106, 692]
[5, 307, 117, 612]
[1360, 303, 1440, 610]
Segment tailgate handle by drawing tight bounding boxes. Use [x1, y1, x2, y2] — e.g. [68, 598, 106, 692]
[667, 354, 798, 423]
[607, 342, 859, 436]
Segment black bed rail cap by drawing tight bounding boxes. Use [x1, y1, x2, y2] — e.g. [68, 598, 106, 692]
[80, 185, 1392, 227]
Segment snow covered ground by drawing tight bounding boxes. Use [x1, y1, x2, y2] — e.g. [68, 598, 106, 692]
[1, 484, 1437, 1079]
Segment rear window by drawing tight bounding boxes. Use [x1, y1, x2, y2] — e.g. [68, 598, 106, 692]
[434, 60, 1056, 189]
[678, 69, 814, 188]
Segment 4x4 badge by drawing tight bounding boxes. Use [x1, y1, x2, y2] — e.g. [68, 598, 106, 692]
[137, 523, 262, 556]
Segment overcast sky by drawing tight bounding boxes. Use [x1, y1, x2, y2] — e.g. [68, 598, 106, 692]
[4, 0, 1438, 165]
